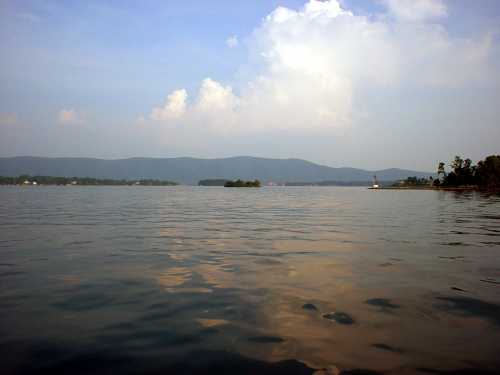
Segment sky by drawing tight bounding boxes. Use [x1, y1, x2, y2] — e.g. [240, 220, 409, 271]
[1, 0, 499, 171]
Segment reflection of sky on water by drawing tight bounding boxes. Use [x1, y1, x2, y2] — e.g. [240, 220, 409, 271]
[0, 187, 500, 374]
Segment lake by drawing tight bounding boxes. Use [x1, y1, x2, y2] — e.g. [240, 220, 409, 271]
[1, 186, 499, 374]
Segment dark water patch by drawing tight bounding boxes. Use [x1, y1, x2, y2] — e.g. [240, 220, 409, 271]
[339, 370, 384, 375]
[160, 350, 316, 375]
[378, 262, 393, 267]
[416, 367, 500, 374]
[19, 346, 317, 375]
[116, 279, 147, 287]
[435, 296, 500, 325]
[389, 258, 403, 262]
[302, 303, 318, 311]
[0, 294, 30, 308]
[104, 321, 140, 331]
[52, 292, 115, 312]
[480, 279, 500, 285]
[451, 287, 466, 292]
[96, 329, 201, 351]
[323, 311, 355, 325]
[441, 242, 466, 246]
[482, 232, 500, 237]
[6, 343, 135, 375]
[438, 256, 465, 260]
[371, 343, 404, 354]
[365, 298, 400, 310]
[0, 339, 86, 374]
[105, 252, 126, 257]
[63, 281, 113, 293]
[0, 293, 30, 302]
[141, 307, 192, 322]
[481, 241, 500, 246]
[482, 227, 500, 234]
[248, 336, 285, 343]
[199, 327, 220, 335]
[0, 270, 25, 278]
[477, 214, 500, 220]
[148, 301, 172, 310]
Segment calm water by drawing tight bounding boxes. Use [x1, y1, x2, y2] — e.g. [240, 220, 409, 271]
[1, 186, 500, 374]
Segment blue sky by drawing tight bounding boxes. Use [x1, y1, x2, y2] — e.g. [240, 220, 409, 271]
[1, 0, 499, 171]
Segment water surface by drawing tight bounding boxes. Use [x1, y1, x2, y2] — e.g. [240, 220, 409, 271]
[1, 186, 499, 374]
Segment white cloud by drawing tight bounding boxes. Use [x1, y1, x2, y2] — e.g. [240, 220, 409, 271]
[150, 89, 187, 121]
[226, 35, 239, 48]
[145, 0, 497, 134]
[303, 0, 349, 18]
[383, 0, 447, 22]
[58, 109, 82, 125]
[196, 78, 237, 113]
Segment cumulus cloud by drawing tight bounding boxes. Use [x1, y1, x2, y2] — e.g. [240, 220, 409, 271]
[146, 0, 497, 133]
[196, 79, 237, 113]
[226, 35, 239, 48]
[58, 109, 82, 125]
[150, 89, 187, 121]
[150, 80, 238, 130]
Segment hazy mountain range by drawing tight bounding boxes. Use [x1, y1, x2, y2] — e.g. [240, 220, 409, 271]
[0, 156, 433, 185]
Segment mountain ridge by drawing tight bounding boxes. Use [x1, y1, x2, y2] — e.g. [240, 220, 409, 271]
[0, 156, 433, 185]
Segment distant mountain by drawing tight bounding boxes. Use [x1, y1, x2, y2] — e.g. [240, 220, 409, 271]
[0, 156, 433, 185]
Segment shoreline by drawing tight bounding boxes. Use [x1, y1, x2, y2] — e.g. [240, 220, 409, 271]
[372, 186, 499, 192]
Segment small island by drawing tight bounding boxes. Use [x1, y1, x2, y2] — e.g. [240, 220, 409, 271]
[198, 179, 229, 186]
[224, 179, 261, 188]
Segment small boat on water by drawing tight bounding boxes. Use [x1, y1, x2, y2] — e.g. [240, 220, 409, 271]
[370, 174, 380, 189]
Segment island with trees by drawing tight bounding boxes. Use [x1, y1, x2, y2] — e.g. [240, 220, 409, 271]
[224, 179, 261, 188]
[0, 175, 178, 186]
[198, 179, 230, 186]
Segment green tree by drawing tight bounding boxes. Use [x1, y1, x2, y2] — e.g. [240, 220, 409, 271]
[476, 155, 500, 187]
[437, 162, 446, 177]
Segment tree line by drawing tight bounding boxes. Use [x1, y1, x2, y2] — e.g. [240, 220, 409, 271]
[434, 155, 500, 188]
[393, 176, 432, 187]
[0, 175, 178, 186]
